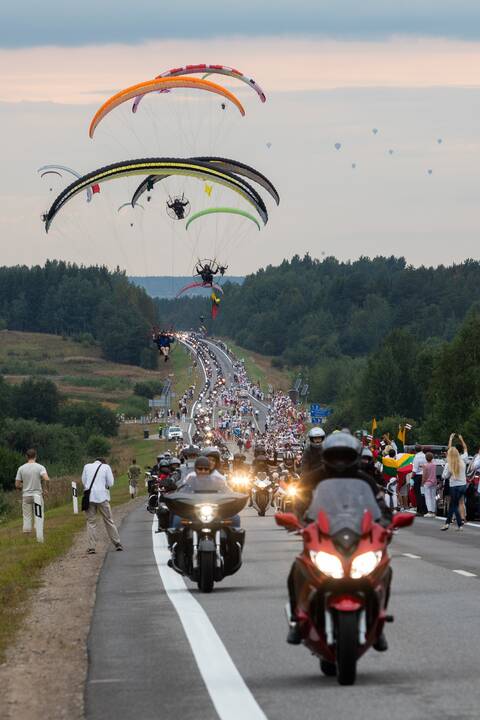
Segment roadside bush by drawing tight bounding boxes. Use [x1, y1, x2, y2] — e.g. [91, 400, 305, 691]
[86, 435, 111, 458]
[59, 402, 119, 437]
[117, 395, 149, 418]
[134, 380, 164, 398]
[0, 446, 24, 491]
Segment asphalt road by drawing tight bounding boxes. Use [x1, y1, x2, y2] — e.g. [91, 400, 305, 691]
[86, 341, 480, 720]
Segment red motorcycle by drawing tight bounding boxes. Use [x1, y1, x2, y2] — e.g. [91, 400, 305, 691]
[275, 477, 414, 685]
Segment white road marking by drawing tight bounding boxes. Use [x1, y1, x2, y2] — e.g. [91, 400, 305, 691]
[453, 569, 477, 577]
[152, 525, 268, 720]
[89, 679, 123, 684]
[402, 553, 421, 559]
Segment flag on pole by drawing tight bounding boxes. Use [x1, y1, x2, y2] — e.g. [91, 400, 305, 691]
[371, 418, 378, 435]
[397, 425, 406, 452]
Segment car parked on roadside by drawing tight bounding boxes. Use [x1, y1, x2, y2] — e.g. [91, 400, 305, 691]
[166, 426, 183, 442]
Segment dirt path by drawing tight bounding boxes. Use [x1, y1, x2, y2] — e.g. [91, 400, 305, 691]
[0, 498, 142, 720]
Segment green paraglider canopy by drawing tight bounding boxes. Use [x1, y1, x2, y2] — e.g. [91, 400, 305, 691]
[185, 207, 261, 231]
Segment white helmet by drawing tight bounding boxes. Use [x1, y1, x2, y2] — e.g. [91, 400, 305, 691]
[308, 427, 326, 440]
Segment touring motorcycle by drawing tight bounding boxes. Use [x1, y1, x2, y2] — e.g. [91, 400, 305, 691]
[165, 491, 248, 593]
[275, 478, 414, 685]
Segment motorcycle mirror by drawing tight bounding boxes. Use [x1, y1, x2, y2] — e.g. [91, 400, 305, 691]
[392, 512, 415, 529]
[274, 512, 302, 531]
[317, 509, 330, 535]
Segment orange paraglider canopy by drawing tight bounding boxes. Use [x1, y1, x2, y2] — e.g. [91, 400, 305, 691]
[89, 76, 245, 138]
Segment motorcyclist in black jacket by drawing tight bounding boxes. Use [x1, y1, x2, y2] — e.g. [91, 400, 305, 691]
[298, 426, 326, 514]
[286, 431, 391, 650]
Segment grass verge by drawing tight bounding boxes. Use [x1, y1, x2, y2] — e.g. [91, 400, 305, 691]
[0, 421, 168, 662]
[0, 337, 197, 660]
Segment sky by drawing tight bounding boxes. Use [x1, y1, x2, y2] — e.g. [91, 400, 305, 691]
[2, 2, 480, 275]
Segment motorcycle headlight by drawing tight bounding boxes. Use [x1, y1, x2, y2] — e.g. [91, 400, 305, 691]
[195, 504, 218, 523]
[310, 551, 344, 579]
[350, 551, 382, 579]
[287, 485, 297, 497]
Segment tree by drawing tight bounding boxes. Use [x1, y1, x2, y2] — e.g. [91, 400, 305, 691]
[13, 378, 60, 424]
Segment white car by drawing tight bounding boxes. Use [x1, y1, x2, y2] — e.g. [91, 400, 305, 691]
[166, 426, 183, 441]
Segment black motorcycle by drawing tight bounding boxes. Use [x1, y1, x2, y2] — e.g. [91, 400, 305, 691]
[146, 476, 176, 532]
[165, 491, 248, 592]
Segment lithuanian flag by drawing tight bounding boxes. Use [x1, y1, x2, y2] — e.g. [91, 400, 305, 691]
[382, 453, 414, 479]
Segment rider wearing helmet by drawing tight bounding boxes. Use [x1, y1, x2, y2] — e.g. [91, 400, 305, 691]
[179, 444, 200, 479]
[301, 427, 326, 473]
[287, 431, 391, 650]
[202, 447, 226, 481]
[302, 431, 389, 518]
[168, 457, 182, 487]
[232, 453, 247, 473]
[297, 427, 326, 513]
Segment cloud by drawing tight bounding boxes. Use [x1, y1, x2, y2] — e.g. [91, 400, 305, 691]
[3, 37, 480, 105]
[5, 1, 480, 47]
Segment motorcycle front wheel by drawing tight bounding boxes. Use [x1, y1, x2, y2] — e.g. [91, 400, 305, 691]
[198, 551, 215, 593]
[336, 612, 358, 686]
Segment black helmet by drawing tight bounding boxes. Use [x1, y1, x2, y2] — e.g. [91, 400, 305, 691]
[194, 456, 210, 471]
[322, 431, 362, 475]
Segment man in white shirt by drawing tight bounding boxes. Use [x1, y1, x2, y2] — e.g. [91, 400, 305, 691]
[82, 457, 122, 554]
[15, 448, 49, 535]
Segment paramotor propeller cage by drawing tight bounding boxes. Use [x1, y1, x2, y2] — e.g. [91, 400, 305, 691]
[166, 194, 191, 220]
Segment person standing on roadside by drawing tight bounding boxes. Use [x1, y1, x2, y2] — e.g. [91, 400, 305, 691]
[127, 458, 141, 499]
[15, 448, 49, 539]
[449, 433, 468, 523]
[82, 457, 123, 554]
[441, 446, 467, 531]
[412, 444, 427, 516]
[422, 452, 437, 517]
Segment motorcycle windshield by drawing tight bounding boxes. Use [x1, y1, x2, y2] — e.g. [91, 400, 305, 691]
[307, 478, 381, 536]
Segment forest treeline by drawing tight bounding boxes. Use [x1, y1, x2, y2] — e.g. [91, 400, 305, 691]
[0, 261, 158, 367]
[156, 254, 480, 443]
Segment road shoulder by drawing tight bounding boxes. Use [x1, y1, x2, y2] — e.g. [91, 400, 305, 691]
[0, 498, 141, 720]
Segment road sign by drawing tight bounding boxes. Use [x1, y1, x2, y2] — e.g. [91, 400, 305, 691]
[310, 404, 333, 422]
[149, 399, 163, 407]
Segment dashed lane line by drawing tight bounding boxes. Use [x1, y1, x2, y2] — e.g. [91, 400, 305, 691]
[152, 524, 268, 720]
[400, 554, 478, 578]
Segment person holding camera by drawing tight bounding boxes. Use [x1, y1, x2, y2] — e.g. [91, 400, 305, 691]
[81, 457, 123, 554]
